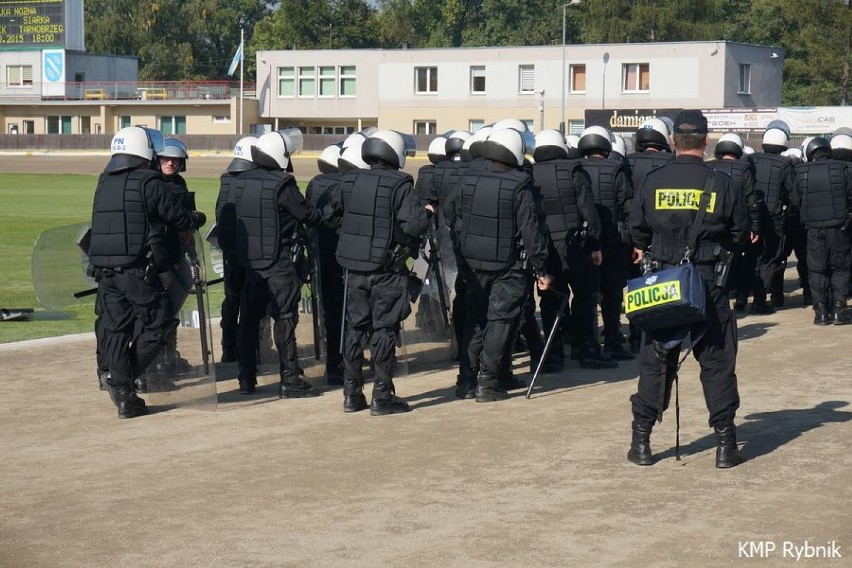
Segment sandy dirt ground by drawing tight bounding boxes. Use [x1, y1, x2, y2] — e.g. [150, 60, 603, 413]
[0, 154, 850, 566]
[0, 282, 850, 567]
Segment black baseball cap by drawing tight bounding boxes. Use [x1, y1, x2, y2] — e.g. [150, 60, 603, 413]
[673, 109, 708, 134]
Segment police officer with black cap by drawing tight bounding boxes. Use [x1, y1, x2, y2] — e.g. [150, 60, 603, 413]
[628, 109, 748, 468]
[532, 129, 606, 370]
[791, 137, 852, 325]
[327, 130, 432, 415]
[446, 127, 552, 402]
[88, 126, 207, 418]
[214, 136, 258, 364]
[232, 130, 323, 398]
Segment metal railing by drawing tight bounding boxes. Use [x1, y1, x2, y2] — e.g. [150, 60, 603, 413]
[0, 81, 256, 102]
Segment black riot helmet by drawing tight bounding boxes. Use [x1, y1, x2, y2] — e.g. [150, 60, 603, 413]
[804, 137, 832, 162]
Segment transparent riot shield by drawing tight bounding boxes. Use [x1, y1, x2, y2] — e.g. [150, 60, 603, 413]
[143, 233, 217, 411]
[406, 250, 454, 374]
[31, 222, 97, 310]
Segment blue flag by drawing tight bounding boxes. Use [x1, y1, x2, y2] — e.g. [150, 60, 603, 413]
[228, 41, 243, 76]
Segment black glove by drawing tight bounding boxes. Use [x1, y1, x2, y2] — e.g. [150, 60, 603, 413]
[189, 210, 207, 229]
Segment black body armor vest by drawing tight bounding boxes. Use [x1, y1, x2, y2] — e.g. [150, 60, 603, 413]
[532, 159, 583, 242]
[794, 161, 849, 228]
[234, 169, 293, 270]
[752, 153, 789, 214]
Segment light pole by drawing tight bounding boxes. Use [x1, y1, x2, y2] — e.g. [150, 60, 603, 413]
[560, 0, 582, 135]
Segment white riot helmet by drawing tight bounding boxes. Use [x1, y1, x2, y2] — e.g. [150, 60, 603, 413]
[714, 133, 744, 159]
[445, 131, 471, 159]
[227, 136, 258, 173]
[493, 118, 529, 132]
[338, 142, 368, 172]
[565, 134, 581, 159]
[743, 145, 755, 156]
[362, 129, 407, 169]
[829, 127, 852, 162]
[781, 147, 803, 164]
[611, 135, 628, 158]
[252, 129, 300, 171]
[481, 127, 525, 167]
[762, 120, 791, 153]
[318, 144, 342, 174]
[533, 129, 569, 162]
[106, 126, 162, 172]
[427, 135, 448, 164]
[635, 118, 671, 152]
[160, 138, 188, 172]
[578, 126, 613, 157]
[462, 126, 492, 160]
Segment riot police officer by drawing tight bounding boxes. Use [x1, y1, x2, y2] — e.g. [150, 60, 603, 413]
[233, 130, 322, 398]
[711, 133, 766, 311]
[88, 126, 206, 418]
[578, 126, 633, 361]
[215, 136, 257, 365]
[628, 110, 748, 468]
[445, 127, 552, 402]
[791, 137, 852, 325]
[752, 122, 804, 308]
[329, 130, 432, 415]
[532, 129, 605, 370]
[415, 134, 448, 202]
[305, 144, 346, 384]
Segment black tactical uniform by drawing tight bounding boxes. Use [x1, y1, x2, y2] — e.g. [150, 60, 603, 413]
[233, 165, 321, 397]
[627, 110, 748, 468]
[89, 155, 205, 418]
[791, 140, 852, 324]
[752, 150, 802, 306]
[446, 135, 550, 402]
[305, 169, 345, 383]
[329, 142, 430, 415]
[711, 156, 765, 310]
[583, 154, 634, 358]
[215, 160, 252, 364]
[532, 148, 604, 369]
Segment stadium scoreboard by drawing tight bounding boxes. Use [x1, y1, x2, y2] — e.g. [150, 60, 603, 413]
[0, 1, 65, 48]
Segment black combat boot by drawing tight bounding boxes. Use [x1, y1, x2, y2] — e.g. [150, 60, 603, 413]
[455, 374, 476, 399]
[577, 346, 618, 369]
[750, 300, 775, 315]
[627, 421, 654, 466]
[220, 345, 238, 363]
[830, 301, 852, 325]
[106, 380, 148, 419]
[370, 395, 411, 415]
[604, 339, 634, 361]
[813, 303, 831, 326]
[279, 369, 321, 399]
[714, 424, 744, 468]
[343, 389, 369, 413]
[474, 385, 509, 403]
[237, 375, 257, 395]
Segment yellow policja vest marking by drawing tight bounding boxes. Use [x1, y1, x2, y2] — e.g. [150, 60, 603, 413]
[655, 189, 716, 212]
[624, 281, 683, 313]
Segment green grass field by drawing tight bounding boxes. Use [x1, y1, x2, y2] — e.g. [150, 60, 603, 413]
[0, 173, 233, 344]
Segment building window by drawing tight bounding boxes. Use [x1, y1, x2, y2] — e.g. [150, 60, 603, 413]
[160, 115, 186, 135]
[469, 119, 484, 132]
[212, 115, 231, 123]
[522, 119, 535, 131]
[470, 66, 486, 94]
[568, 120, 585, 136]
[119, 115, 132, 129]
[518, 65, 535, 93]
[278, 67, 295, 97]
[23, 120, 35, 134]
[415, 67, 438, 94]
[339, 65, 356, 96]
[47, 116, 72, 134]
[569, 64, 586, 93]
[7, 65, 34, 87]
[319, 66, 336, 97]
[622, 63, 650, 92]
[298, 66, 315, 97]
[738, 64, 751, 94]
[414, 120, 437, 135]
[81, 116, 91, 134]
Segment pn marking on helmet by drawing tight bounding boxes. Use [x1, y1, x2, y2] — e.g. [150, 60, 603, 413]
[655, 189, 716, 212]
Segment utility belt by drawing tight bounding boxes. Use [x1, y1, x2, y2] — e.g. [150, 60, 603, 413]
[567, 222, 590, 248]
[89, 261, 156, 285]
[384, 242, 414, 273]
